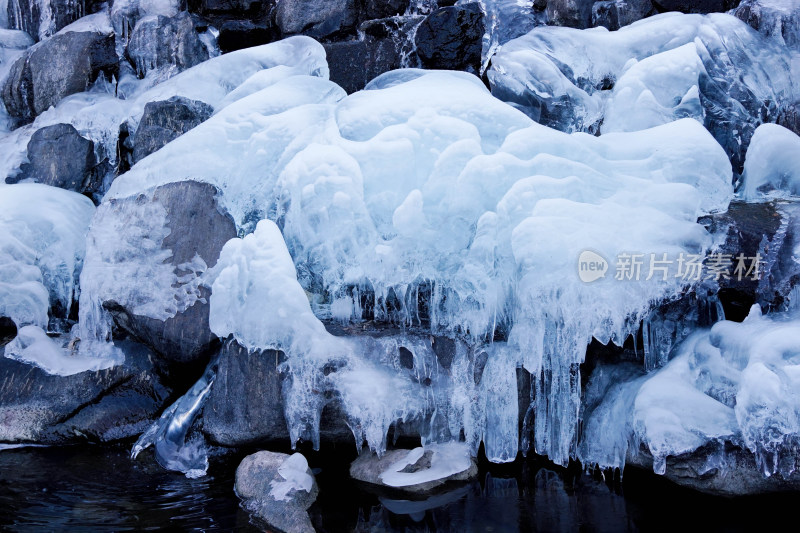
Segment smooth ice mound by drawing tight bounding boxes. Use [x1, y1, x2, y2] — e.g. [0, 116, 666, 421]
[380, 442, 473, 488]
[488, 12, 800, 169]
[105, 67, 733, 467]
[583, 304, 800, 478]
[0, 183, 94, 329]
[3, 324, 118, 375]
[740, 123, 800, 200]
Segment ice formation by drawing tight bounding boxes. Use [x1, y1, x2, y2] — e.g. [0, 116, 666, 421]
[3, 324, 117, 375]
[0, 183, 94, 329]
[740, 123, 800, 200]
[104, 66, 732, 468]
[269, 453, 314, 501]
[380, 442, 473, 488]
[488, 12, 800, 168]
[583, 305, 800, 478]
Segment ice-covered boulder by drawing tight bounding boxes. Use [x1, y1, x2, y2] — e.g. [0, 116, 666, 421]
[130, 96, 213, 164]
[0, 340, 170, 444]
[6, 123, 104, 195]
[350, 442, 478, 494]
[104, 66, 732, 466]
[545, 0, 593, 28]
[1, 28, 117, 123]
[740, 124, 800, 200]
[734, 0, 800, 47]
[582, 304, 800, 494]
[592, 0, 655, 30]
[235, 451, 318, 533]
[125, 11, 211, 79]
[81, 180, 236, 380]
[488, 12, 799, 169]
[415, 3, 484, 73]
[5, 0, 92, 41]
[0, 183, 94, 330]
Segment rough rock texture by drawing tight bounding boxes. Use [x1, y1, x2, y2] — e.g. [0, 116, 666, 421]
[274, 0, 358, 40]
[235, 450, 318, 533]
[5, 0, 91, 41]
[0, 340, 170, 444]
[364, 0, 409, 20]
[777, 103, 800, 136]
[592, 0, 655, 30]
[735, 0, 800, 48]
[415, 4, 484, 73]
[323, 16, 421, 93]
[627, 442, 800, 496]
[546, 0, 593, 28]
[6, 123, 101, 194]
[350, 446, 479, 494]
[1, 30, 117, 123]
[126, 11, 210, 77]
[202, 338, 288, 446]
[216, 20, 278, 53]
[651, 0, 740, 13]
[102, 181, 236, 380]
[132, 96, 214, 164]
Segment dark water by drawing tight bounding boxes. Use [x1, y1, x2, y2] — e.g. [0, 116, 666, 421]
[0, 444, 796, 532]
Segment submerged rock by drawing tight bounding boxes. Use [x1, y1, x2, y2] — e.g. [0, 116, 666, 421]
[0, 340, 170, 444]
[235, 450, 318, 533]
[1, 30, 117, 123]
[350, 442, 478, 494]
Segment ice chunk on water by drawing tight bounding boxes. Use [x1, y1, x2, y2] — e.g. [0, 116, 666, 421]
[740, 124, 800, 200]
[270, 453, 314, 501]
[379, 442, 473, 488]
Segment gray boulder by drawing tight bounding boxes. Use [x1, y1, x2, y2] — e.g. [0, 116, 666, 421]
[132, 96, 214, 164]
[126, 12, 210, 78]
[735, 0, 800, 48]
[274, 0, 358, 40]
[1, 30, 117, 123]
[350, 444, 479, 494]
[0, 340, 170, 444]
[323, 16, 422, 93]
[235, 450, 318, 533]
[202, 338, 289, 446]
[100, 181, 236, 380]
[6, 123, 102, 194]
[414, 3, 484, 73]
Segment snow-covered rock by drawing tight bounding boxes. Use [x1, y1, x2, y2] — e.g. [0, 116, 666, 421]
[582, 304, 800, 494]
[489, 12, 799, 169]
[350, 442, 478, 493]
[235, 451, 318, 533]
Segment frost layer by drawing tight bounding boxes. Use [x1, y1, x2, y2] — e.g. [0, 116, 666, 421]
[109, 67, 733, 465]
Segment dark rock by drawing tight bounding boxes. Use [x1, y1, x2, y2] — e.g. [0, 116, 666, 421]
[1, 31, 117, 123]
[592, 0, 655, 30]
[627, 441, 800, 496]
[398, 346, 414, 369]
[546, 0, 593, 28]
[6, 0, 89, 41]
[364, 0, 410, 19]
[101, 181, 236, 382]
[432, 335, 455, 369]
[0, 340, 170, 444]
[236, 450, 318, 533]
[274, 0, 358, 40]
[202, 338, 288, 446]
[735, 0, 800, 48]
[6, 123, 102, 194]
[217, 19, 278, 53]
[415, 4, 484, 73]
[0, 317, 16, 347]
[350, 445, 478, 494]
[132, 96, 214, 163]
[126, 11, 210, 78]
[189, 0, 265, 16]
[652, 0, 740, 14]
[777, 103, 800, 136]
